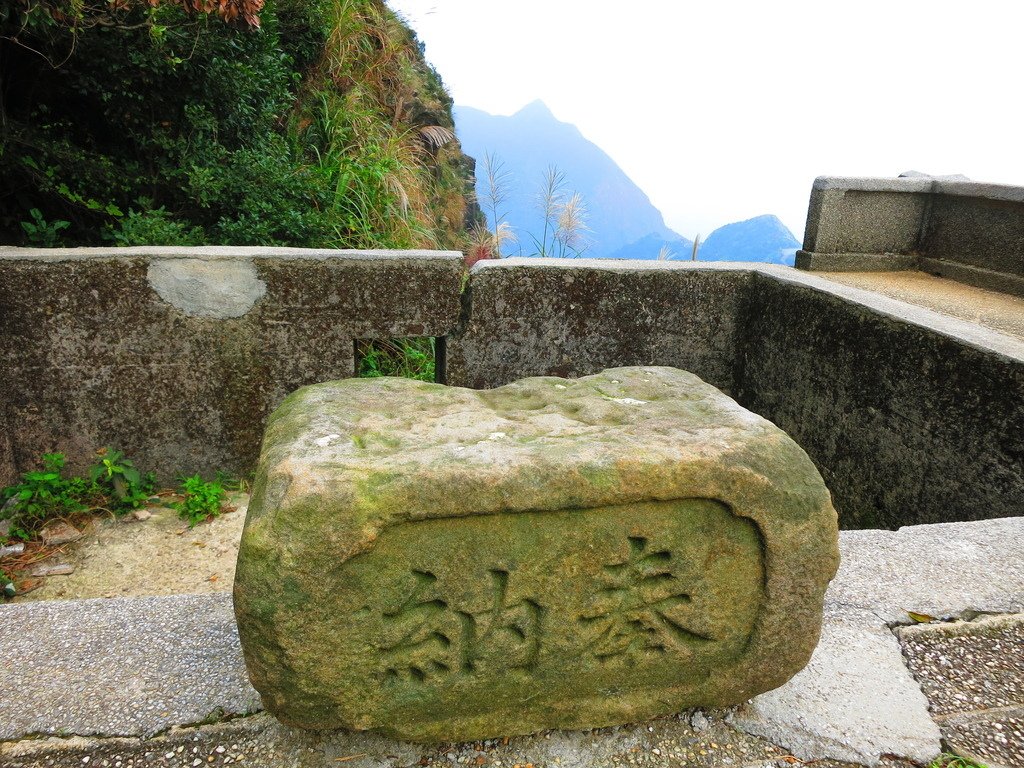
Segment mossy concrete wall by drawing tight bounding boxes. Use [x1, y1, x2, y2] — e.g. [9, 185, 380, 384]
[735, 270, 1024, 529]
[797, 176, 1024, 298]
[0, 248, 1021, 530]
[0, 247, 463, 484]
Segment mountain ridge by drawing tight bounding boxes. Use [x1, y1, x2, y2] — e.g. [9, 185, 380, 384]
[455, 102, 679, 257]
[457, 101, 801, 264]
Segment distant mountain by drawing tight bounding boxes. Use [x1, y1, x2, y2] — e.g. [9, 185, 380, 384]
[698, 215, 800, 266]
[605, 232, 694, 261]
[455, 101, 681, 257]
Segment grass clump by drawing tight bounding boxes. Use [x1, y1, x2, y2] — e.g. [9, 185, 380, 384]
[174, 475, 227, 527]
[356, 338, 435, 382]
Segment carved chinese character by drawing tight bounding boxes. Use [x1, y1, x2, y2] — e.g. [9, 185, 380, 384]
[460, 569, 543, 673]
[579, 536, 714, 664]
[379, 570, 462, 683]
[378, 568, 543, 684]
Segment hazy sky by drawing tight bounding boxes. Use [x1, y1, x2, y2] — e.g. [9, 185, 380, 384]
[385, 1, 1024, 241]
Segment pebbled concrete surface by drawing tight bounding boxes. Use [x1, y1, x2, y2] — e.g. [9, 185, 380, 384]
[733, 608, 941, 766]
[898, 613, 1024, 768]
[0, 594, 261, 739]
[0, 710, 793, 768]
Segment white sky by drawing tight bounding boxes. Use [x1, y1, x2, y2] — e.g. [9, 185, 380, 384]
[386, 1, 1024, 240]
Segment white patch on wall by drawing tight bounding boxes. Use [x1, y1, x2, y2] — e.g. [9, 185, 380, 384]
[147, 258, 266, 319]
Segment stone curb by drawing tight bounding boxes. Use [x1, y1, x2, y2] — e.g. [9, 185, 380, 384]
[2, 517, 1022, 765]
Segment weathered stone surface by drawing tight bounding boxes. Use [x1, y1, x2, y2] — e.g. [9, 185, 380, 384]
[234, 366, 839, 742]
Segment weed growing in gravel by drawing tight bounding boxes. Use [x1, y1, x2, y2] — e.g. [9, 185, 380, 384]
[174, 475, 227, 527]
[90, 448, 155, 513]
[930, 754, 989, 768]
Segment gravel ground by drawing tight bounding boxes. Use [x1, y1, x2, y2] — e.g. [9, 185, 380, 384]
[898, 613, 1024, 768]
[12, 494, 247, 602]
[0, 710, 800, 768]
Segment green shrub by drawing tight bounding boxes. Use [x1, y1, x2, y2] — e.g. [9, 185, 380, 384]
[108, 207, 206, 247]
[0, 448, 152, 540]
[0, 453, 92, 540]
[174, 475, 226, 527]
[0, 0, 470, 250]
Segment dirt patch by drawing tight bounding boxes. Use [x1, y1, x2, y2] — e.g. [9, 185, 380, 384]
[11, 493, 247, 602]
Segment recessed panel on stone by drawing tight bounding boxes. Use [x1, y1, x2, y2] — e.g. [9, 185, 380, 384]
[234, 367, 839, 742]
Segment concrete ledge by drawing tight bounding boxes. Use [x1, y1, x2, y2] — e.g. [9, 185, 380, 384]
[810, 175, 1024, 203]
[919, 256, 1024, 299]
[2, 517, 1021, 766]
[794, 250, 920, 272]
[800, 176, 1024, 290]
[751, 265, 1024, 362]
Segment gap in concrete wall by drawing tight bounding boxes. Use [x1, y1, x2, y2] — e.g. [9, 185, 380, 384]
[354, 337, 444, 384]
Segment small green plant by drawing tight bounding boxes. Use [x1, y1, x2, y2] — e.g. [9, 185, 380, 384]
[929, 755, 988, 768]
[0, 453, 92, 539]
[0, 449, 153, 541]
[20, 208, 70, 247]
[88, 448, 154, 513]
[357, 338, 435, 382]
[174, 475, 226, 527]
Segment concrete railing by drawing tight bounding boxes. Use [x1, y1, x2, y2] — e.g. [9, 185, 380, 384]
[0, 248, 1022, 530]
[797, 176, 1024, 297]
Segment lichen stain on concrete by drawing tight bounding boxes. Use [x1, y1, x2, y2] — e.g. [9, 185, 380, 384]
[147, 258, 266, 319]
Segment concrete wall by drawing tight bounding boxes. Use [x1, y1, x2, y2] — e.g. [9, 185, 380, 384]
[1, 248, 1021, 530]
[797, 176, 1024, 297]
[446, 260, 749, 394]
[736, 270, 1024, 529]
[0, 247, 463, 484]
[449, 260, 1024, 529]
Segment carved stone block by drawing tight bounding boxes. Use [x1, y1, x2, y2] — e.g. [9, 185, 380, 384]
[234, 367, 839, 741]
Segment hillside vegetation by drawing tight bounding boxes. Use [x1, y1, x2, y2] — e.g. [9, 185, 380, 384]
[0, 0, 474, 249]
